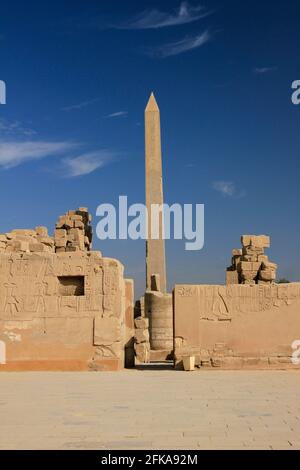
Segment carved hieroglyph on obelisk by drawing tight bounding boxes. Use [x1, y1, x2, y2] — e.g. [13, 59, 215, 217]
[145, 93, 167, 293]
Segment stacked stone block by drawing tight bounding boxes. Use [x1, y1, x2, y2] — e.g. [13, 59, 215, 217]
[134, 316, 150, 364]
[54, 208, 92, 253]
[0, 227, 54, 253]
[226, 235, 277, 285]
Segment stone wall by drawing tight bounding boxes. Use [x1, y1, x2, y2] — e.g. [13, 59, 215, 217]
[174, 283, 300, 370]
[0, 209, 134, 371]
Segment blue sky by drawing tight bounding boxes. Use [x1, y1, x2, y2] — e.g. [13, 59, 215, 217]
[0, 0, 300, 297]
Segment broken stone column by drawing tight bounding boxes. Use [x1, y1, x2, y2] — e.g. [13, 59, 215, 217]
[124, 279, 135, 368]
[145, 290, 173, 353]
[134, 316, 150, 364]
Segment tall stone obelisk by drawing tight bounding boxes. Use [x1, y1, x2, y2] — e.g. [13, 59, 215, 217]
[145, 92, 167, 293]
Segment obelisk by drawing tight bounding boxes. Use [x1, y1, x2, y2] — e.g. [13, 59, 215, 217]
[145, 92, 167, 293]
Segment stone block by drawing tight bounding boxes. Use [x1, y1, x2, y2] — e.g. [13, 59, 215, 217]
[239, 261, 261, 272]
[55, 229, 67, 238]
[55, 237, 67, 248]
[29, 243, 46, 252]
[74, 220, 84, 229]
[35, 226, 48, 237]
[261, 261, 278, 271]
[241, 235, 270, 249]
[134, 342, 150, 363]
[70, 215, 82, 221]
[226, 270, 239, 285]
[38, 237, 54, 247]
[232, 249, 242, 257]
[259, 269, 276, 282]
[135, 316, 149, 329]
[134, 329, 150, 344]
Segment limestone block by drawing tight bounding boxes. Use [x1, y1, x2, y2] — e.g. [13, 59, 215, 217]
[70, 215, 82, 221]
[94, 316, 121, 347]
[38, 237, 54, 247]
[134, 342, 150, 363]
[232, 249, 242, 257]
[261, 261, 277, 271]
[242, 255, 258, 262]
[56, 216, 73, 230]
[259, 269, 276, 282]
[56, 247, 66, 253]
[135, 316, 149, 329]
[55, 238, 67, 248]
[257, 254, 269, 263]
[19, 241, 30, 252]
[55, 229, 67, 238]
[0, 235, 8, 242]
[5, 232, 16, 240]
[242, 246, 264, 256]
[6, 240, 21, 251]
[74, 220, 84, 229]
[12, 229, 36, 237]
[241, 235, 270, 248]
[134, 329, 150, 344]
[29, 243, 47, 252]
[252, 235, 270, 249]
[240, 271, 258, 281]
[35, 226, 48, 237]
[239, 261, 261, 272]
[226, 270, 239, 285]
[66, 246, 80, 252]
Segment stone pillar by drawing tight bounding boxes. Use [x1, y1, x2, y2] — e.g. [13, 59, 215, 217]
[145, 93, 167, 293]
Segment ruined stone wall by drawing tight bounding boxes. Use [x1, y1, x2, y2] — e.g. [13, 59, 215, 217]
[174, 283, 300, 370]
[0, 250, 130, 371]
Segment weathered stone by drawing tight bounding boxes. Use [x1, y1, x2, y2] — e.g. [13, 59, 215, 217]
[35, 226, 48, 237]
[134, 316, 149, 329]
[145, 93, 167, 294]
[135, 329, 150, 344]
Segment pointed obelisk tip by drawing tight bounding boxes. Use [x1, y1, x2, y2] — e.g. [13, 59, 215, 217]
[145, 92, 159, 112]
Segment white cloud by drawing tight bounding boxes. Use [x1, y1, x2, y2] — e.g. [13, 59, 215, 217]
[119, 2, 211, 29]
[212, 181, 236, 197]
[62, 151, 116, 177]
[106, 111, 128, 118]
[253, 67, 277, 75]
[0, 141, 76, 169]
[151, 31, 211, 58]
[212, 181, 246, 199]
[0, 118, 37, 137]
[62, 98, 99, 112]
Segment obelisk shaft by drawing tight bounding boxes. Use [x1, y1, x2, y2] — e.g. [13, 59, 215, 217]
[145, 93, 167, 293]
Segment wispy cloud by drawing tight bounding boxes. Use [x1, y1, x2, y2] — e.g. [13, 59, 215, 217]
[150, 31, 211, 58]
[62, 98, 99, 112]
[253, 66, 278, 75]
[106, 111, 128, 118]
[212, 181, 246, 198]
[0, 141, 76, 169]
[62, 151, 116, 177]
[0, 118, 37, 137]
[119, 2, 211, 30]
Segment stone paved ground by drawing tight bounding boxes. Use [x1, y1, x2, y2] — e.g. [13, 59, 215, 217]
[1, 368, 300, 450]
